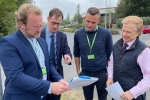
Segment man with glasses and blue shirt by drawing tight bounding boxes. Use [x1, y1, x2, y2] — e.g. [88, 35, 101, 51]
[0, 3, 70, 100]
[41, 8, 72, 100]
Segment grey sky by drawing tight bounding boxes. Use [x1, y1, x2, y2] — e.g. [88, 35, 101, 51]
[34, 0, 119, 22]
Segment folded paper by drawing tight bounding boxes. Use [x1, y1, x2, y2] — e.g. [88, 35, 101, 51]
[68, 76, 98, 88]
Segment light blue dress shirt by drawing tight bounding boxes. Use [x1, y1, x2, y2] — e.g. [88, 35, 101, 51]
[45, 27, 58, 69]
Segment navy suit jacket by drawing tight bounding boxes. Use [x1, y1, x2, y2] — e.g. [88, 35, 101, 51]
[0, 30, 62, 100]
[41, 28, 72, 77]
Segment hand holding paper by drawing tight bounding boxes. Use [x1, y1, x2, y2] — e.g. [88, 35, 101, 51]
[68, 76, 98, 88]
[106, 81, 124, 100]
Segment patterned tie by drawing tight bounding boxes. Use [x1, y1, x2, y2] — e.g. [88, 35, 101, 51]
[50, 35, 56, 66]
[122, 43, 128, 52]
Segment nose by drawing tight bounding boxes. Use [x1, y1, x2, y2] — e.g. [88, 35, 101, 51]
[36, 27, 42, 32]
[88, 22, 92, 26]
[122, 31, 127, 36]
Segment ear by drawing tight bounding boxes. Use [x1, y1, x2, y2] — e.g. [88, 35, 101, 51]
[83, 17, 85, 24]
[137, 31, 141, 37]
[47, 16, 50, 22]
[97, 18, 100, 24]
[19, 21, 25, 29]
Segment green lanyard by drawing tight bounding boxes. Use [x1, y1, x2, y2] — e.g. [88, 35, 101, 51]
[27, 38, 47, 75]
[29, 39, 42, 61]
[86, 31, 97, 54]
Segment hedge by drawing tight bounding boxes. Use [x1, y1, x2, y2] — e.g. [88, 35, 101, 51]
[116, 17, 150, 29]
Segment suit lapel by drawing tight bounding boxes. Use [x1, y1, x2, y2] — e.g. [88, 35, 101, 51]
[17, 30, 40, 66]
[56, 31, 61, 58]
[41, 28, 46, 39]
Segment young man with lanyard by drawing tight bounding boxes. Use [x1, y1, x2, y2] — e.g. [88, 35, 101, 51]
[74, 7, 113, 100]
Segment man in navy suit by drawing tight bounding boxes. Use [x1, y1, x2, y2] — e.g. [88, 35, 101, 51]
[0, 3, 70, 100]
[41, 8, 72, 100]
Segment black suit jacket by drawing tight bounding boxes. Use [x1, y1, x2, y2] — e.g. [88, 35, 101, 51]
[41, 28, 72, 77]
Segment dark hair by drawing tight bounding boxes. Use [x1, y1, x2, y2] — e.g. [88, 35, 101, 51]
[49, 8, 63, 19]
[87, 7, 100, 17]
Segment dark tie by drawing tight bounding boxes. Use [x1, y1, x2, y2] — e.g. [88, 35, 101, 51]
[50, 35, 56, 66]
[122, 43, 128, 52]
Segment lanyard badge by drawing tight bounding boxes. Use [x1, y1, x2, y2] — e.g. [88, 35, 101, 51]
[86, 30, 97, 60]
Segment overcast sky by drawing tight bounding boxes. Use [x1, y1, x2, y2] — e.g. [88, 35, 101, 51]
[34, 0, 119, 22]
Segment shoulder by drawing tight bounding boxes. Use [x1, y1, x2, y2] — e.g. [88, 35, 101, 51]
[0, 30, 19, 43]
[75, 27, 85, 33]
[98, 26, 111, 35]
[74, 27, 85, 37]
[38, 37, 47, 44]
[57, 30, 66, 36]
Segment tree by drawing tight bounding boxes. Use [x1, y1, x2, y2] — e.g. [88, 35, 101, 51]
[73, 4, 82, 28]
[0, 0, 33, 37]
[115, 0, 127, 18]
[66, 13, 71, 26]
[115, 0, 150, 18]
[16, 0, 33, 8]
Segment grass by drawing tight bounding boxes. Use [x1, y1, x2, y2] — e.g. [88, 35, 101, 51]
[61, 89, 84, 100]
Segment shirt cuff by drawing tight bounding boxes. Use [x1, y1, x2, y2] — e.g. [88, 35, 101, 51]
[129, 87, 138, 99]
[48, 84, 51, 94]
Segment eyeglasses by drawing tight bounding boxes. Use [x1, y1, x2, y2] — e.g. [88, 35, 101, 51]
[31, 25, 43, 30]
[51, 21, 61, 26]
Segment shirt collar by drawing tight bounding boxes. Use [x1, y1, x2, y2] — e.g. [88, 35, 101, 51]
[46, 27, 56, 38]
[85, 25, 98, 32]
[124, 39, 136, 49]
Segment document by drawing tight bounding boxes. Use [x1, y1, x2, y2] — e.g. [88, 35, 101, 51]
[68, 76, 98, 88]
[105, 81, 124, 100]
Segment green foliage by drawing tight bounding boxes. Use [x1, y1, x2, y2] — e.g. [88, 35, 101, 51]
[73, 4, 82, 25]
[59, 28, 76, 33]
[78, 23, 85, 28]
[0, 0, 33, 37]
[0, 11, 17, 37]
[115, 0, 150, 17]
[65, 13, 71, 25]
[115, 0, 126, 18]
[141, 17, 150, 25]
[99, 23, 105, 28]
[116, 18, 124, 29]
[116, 17, 150, 29]
[99, 22, 112, 29]
[110, 29, 119, 35]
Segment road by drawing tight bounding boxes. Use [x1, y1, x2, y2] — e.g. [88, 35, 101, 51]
[0, 33, 150, 100]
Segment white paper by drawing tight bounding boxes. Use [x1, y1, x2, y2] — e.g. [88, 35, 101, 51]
[106, 81, 124, 100]
[68, 76, 98, 88]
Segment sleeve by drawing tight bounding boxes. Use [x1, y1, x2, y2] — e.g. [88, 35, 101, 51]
[0, 38, 50, 96]
[129, 47, 150, 98]
[73, 32, 80, 57]
[105, 30, 113, 60]
[107, 52, 114, 78]
[62, 33, 72, 59]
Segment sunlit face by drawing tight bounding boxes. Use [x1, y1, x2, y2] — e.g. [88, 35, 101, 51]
[47, 15, 62, 34]
[121, 23, 140, 42]
[84, 13, 100, 31]
[20, 12, 43, 38]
